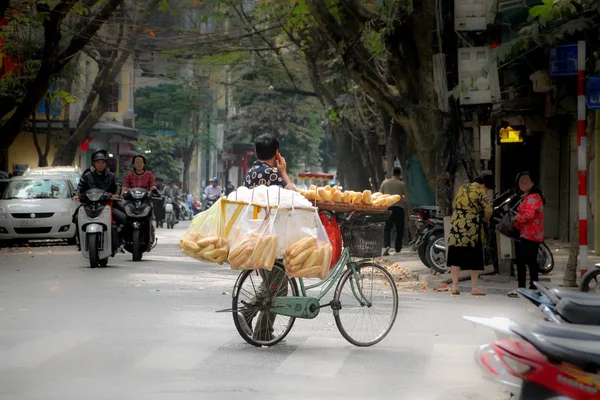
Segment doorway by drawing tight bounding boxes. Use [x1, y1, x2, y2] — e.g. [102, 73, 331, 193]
[499, 133, 542, 193]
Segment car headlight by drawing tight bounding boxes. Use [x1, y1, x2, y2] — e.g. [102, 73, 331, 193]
[0, 206, 7, 219]
[59, 206, 71, 217]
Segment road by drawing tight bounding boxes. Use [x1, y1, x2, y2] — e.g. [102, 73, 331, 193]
[0, 222, 526, 400]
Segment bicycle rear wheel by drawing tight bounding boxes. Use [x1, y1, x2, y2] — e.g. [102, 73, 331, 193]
[232, 263, 299, 347]
[333, 262, 398, 346]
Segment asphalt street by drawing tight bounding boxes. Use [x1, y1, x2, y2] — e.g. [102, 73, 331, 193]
[0, 221, 529, 400]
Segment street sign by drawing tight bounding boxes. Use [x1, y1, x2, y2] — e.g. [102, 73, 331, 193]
[549, 44, 578, 77]
[587, 76, 600, 110]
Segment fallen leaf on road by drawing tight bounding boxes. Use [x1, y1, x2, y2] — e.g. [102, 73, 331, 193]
[128, 284, 141, 287]
[222, 292, 229, 295]
[49, 286, 59, 293]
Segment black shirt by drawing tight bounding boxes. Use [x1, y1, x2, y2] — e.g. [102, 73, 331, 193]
[76, 169, 120, 195]
[244, 161, 286, 188]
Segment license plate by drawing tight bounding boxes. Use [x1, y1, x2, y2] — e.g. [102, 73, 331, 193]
[20, 220, 41, 226]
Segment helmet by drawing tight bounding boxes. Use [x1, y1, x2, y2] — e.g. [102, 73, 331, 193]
[91, 150, 108, 162]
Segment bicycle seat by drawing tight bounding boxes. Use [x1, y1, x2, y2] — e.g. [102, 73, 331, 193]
[556, 297, 600, 325]
[511, 321, 600, 371]
[551, 287, 600, 301]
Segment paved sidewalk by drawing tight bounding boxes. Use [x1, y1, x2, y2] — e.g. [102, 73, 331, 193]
[379, 241, 600, 295]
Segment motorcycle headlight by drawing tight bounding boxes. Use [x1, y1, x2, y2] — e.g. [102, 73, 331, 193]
[130, 189, 146, 200]
[85, 190, 104, 202]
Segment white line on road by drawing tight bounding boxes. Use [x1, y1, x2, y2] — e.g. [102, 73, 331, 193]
[0, 331, 98, 368]
[134, 332, 235, 370]
[275, 337, 353, 378]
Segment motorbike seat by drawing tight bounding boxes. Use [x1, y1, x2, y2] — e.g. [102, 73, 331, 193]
[556, 297, 600, 325]
[551, 287, 600, 302]
[512, 322, 600, 371]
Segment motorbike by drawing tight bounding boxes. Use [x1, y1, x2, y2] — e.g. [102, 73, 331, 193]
[410, 206, 445, 273]
[177, 195, 192, 220]
[203, 193, 219, 211]
[517, 282, 600, 326]
[466, 315, 600, 399]
[122, 187, 159, 261]
[164, 197, 176, 229]
[77, 189, 123, 268]
[581, 264, 600, 293]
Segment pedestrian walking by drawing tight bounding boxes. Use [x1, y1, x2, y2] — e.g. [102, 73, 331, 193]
[380, 167, 408, 255]
[447, 174, 495, 296]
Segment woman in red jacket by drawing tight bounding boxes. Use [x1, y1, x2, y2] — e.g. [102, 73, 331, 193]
[508, 171, 545, 297]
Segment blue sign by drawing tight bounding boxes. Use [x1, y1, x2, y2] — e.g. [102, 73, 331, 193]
[588, 77, 600, 110]
[549, 44, 578, 77]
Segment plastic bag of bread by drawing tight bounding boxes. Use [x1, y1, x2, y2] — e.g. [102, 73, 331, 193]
[227, 205, 279, 271]
[283, 208, 333, 280]
[178, 198, 228, 264]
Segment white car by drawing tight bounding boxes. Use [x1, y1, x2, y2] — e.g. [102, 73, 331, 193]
[0, 175, 78, 243]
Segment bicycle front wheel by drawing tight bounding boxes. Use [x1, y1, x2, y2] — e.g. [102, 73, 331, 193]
[333, 262, 398, 346]
[232, 263, 299, 347]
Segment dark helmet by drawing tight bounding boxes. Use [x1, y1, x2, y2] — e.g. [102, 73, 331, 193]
[131, 155, 147, 165]
[92, 150, 108, 162]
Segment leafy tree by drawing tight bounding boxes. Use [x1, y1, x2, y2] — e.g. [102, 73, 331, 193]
[0, 0, 124, 170]
[132, 136, 180, 182]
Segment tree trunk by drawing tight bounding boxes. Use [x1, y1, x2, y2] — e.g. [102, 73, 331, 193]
[564, 220, 579, 287]
[52, 0, 161, 166]
[329, 125, 369, 190]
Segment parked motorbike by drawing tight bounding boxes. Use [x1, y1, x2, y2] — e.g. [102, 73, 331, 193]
[122, 187, 159, 261]
[77, 189, 123, 268]
[177, 195, 191, 220]
[410, 206, 445, 273]
[580, 264, 600, 293]
[517, 282, 600, 325]
[466, 315, 600, 399]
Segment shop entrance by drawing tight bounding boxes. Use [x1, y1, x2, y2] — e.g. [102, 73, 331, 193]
[499, 133, 541, 193]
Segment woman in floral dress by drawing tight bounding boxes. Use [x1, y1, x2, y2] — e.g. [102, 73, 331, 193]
[508, 172, 545, 297]
[447, 174, 494, 296]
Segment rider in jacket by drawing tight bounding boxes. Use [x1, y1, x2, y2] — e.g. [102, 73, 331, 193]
[73, 150, 127, 228]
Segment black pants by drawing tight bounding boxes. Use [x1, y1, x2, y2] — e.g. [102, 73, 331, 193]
[515, 239, 540, 289]
[384, 207, 405, 252]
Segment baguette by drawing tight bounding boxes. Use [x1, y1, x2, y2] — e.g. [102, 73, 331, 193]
[290, 245, 314, 265]
[301, 251, 318, 270]
[332, 190, 343, 203]
[385, 195, 401, 206]
[196, 237, 218, 247]
[289, 237, 317, 258]
[321, 244, 332, 268]
[181, 239, 200, 252]
[352, 192, 363, 204]
[362, 190, 373, 205]
[317, 188, 332, 201]
[342, 191, 352, 203]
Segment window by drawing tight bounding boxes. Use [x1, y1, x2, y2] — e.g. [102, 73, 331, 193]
[4, 179, 71, 200]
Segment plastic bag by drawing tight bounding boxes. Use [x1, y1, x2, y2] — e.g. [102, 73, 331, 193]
[283, 208, 332, 280]
[227, 203, 278, 271]
[319, 211, 342, 269]
[179, 198, 229, 264]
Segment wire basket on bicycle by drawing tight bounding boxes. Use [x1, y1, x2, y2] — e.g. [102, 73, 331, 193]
[339, 212, 391, 258]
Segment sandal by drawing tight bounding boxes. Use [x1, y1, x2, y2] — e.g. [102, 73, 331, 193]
[471, 289, 486, 296]
[451, 285, 460, 295]
[507, 291, 519, 298]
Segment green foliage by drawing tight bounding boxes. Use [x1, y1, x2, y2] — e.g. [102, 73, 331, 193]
[132, 136, 181, 181]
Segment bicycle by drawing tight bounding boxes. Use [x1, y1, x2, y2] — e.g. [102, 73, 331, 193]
[219, 212, 399, 347]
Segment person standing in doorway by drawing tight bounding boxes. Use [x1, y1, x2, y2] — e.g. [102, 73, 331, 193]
[380, 167, 408, 255]
[508, 172, 545, 297]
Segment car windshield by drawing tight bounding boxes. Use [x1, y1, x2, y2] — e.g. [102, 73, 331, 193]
[4, 179, 71, 199]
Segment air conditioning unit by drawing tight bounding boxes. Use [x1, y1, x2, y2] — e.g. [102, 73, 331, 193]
[455, 0, 496, 31]
[458, 47, 501, 105]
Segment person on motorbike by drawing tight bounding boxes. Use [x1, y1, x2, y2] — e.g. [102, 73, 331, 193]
[121, 155, 159, 195]
[162, 180, 181, 222]
[73, 150, 127, 234]
[204, 177, 222, 207]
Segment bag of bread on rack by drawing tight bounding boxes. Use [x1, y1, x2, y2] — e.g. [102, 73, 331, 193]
[178, 198, 228, 264]
[283, 208, 333, 280]
[227, 203, 279, 271]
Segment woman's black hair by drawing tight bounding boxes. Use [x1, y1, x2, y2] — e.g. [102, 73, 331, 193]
[132, 155, 146, 170]
[472, 173, 495, 191]
[515, 171, 546, 205]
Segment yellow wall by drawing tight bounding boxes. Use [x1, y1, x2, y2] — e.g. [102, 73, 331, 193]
[8, 131, 57, 172]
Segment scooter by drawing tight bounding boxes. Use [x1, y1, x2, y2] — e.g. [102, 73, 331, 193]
[410, 206, 444, 271]
[77, 189, 123, 268]
[164, 197, 175, 229]
[517, 282, 600, 325]
[581, 264, 600, 293]
[122, 187, 159, 261]
[467, 315, 600, 399]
